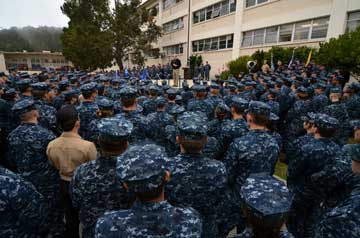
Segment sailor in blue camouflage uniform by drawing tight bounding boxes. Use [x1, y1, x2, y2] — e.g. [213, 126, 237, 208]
[230, 173, 294, 238]
[266, 88, 280, 116]
[344, 82, 360, 120]
[165, 87, 178, 113]
[31, 82, 59, 135]
[205, 82, 223, 109]
[96, 144, 202, 238]
[114, 86, 148, 143]
[311, 82, 329, 113]
[7, 99, 63, 237]
[187, 84, 215, 119]
[16, 78, 33, 100]
[287, 113, 343, 238]
[147, 96, 174, 146]
[77, 82, 99, 142]
[142, 84, 160, 116]
[180, 81, 193, 107]
[0, 166, 45, 238]
[218, 97, 249, 159]
[71, 118, 135, 238]
[224, 101, 279, 189]
[165, 111, 227, 238]
[315, 120, 360, 238]
[53, 80, 70, 110]
[207, 102, 230, 140]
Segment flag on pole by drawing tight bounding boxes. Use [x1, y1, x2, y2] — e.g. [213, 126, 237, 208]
[271, 52, 275, 72]
[124, 67, 129, 78]
[141, 67, 147, 81]
[288, 49, 295, 69]
[305, 49, 313, 67]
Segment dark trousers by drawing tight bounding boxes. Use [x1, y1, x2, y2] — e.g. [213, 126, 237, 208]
[60, 180, 80, 238]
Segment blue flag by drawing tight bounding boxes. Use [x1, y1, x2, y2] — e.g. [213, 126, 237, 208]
[271, 53, 275, 72]
[124, 67, 129, 78]
[141, 68, 147, 81]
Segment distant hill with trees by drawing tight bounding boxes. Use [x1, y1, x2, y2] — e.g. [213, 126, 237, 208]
[0, 26, 63, 52]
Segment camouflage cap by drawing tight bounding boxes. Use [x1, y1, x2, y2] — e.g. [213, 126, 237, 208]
[216, 103, 230, 114]
[296, 86, 308, 94]
[80, 82, 97, 94]
[119, 86, 137, 99]
[169, 105, 186, 116]
[231, 97, 248, 111]
[247, 101, 271, 118]
[301, 112, 316, 123]
[31, 82, 51, 91]
[155, 96, 167, 108]
[245, 81, 257, 87]
[210, 83, 220, 90]
[166, 88, 177, 96]
[16, 79, 32, 87]
[350, 120, 360, 130]
[4, 88, 16, 96]
[12, 99, 37, 115]
[343, 144, 360, 162]
[58, 80, 70, 91]
[63, 89, 79, 100]
[176, 111, 208, 139]
[329, 87, 342, 94]
[97, 98, 114, 110]
[192, 85, 207, 92]
[116, 144, 168, 192]
[348, 82, 360, 92]
[269, 113, 279, 122]
[19, 72, 30, 79]
[175, 95, 182, 104]
[98, 117, 133, 140]
[268, 88, 279, 97]
[240, 173, 292, 219]
[149, 85, 160, 94]
[314, 113, 339, 131]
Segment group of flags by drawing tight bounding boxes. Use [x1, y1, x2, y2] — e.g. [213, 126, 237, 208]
[269, 48, 313, 71]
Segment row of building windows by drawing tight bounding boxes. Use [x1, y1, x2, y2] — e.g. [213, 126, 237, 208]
[163, 17, 184, 33]
[193, 0, 236, 24]
[7, 58, 69, 64]
[245, 0, 268, 8]
[192, 34, 233, 52]
[242, 17, 329, 47]
[163, 0, 183, 10]
[163, 44, 184, 55]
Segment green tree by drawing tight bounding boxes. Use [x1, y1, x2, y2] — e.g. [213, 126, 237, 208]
[227, 55, 253, 77]
[111, 0, 161, 69]
[61, 0, 113, 70]
[316, 26, 360, 76]
[188, 54, 202, 78]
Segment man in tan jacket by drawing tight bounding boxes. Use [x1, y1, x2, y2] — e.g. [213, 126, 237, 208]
[47, 105, 97, 238]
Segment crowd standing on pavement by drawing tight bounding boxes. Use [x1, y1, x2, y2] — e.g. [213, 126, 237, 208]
[0, 60, 360, 238]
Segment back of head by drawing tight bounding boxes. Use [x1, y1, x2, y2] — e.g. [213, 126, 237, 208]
[56, 105, 79, 132]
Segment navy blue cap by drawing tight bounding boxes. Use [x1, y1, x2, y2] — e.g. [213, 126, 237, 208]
[116, 144, 168, 192]
[58, 80, 70, 91]
[149, 85, 160, 94]
[63, 89, 79, 100]
[314, 113, 339, 131]
[192, 85, 207, 92]
[296, 86, 308, 94]
[97, 98, 114, 110]
[240, 173, 292, 220]
[12, 99, 37, 115]
[19, 72, 30, 79]
[31, 82, 50, 91]
[166, 88, 177, 96]
[329, 87, 342, 94]
[247, 101, 271, 118]
[301, 112, 316, 123]
[80, 82, 97, 94]
[210, 83, 220, 90]
[155, 96, 167, 108]
[169, 105, 186, 115]
[16, 79, 32, 87]
[176, 111, 208, 140]
[216, 103, 230, 114]
[350, 120, 360, 130]
[119, 86, 137, 99]
[343, 144, 360, 162]
[348, 82, 360, 92]
[4, 88, 16, 96]
[231, 97, 248, 111]
[98, 117, 133, 139]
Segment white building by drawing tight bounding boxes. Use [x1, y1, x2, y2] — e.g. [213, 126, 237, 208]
[141, 0, 360, 77]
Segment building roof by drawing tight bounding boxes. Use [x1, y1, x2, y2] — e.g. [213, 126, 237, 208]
[0, 51, 64, 56]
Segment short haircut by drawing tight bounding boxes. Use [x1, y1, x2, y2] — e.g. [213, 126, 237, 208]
[134, 179, 165, 202]
[317, 127, 337, 138]
[121, 98, 136, 107]
[178, 136, 207, 153]
[99, 136, 128, 154]
[249, 113, 269, 127]
[167, 94, 176, 101]
[19, 111, 34, 122]
[32, 90, 46, 100]
[56, 105, 79, 132]
[82, 91, 94, 99]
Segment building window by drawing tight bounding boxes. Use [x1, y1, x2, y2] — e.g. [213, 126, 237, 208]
[347, 11, 360, 32]
[246, 0, 268, 8]
[193, 0, 236, 24]
[311, 17, 329, 39]
[163, 44, 184, 55]
[294, 20, 311, 41]
[163, 0, 183, 10]
[192, 34, 234, 52]
[279, 24, 293, 42]
[163, 17, 184, 33]
[241, 17, 329, 47]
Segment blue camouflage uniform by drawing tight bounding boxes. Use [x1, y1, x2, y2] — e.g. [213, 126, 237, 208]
[114, 86, 148, 143]
[7, 99, 63, 237]
[165, 111, 227, 238]
[71, 118, 135, 238]
[207, 103, 230, 140]
[230, 173, 295, 238]
[345, 82, 360, 120]
[315, 143, 360, 238]
[287, 113, 344, 238]
[77, 82, 99, 142]
[96, 144, 202, 238]
[187, 85, 214, 119]
[31, 82, 59, 135]
[0, 166, 45, 238]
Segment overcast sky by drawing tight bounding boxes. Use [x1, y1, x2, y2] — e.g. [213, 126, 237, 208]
[0, 0, 133, 29]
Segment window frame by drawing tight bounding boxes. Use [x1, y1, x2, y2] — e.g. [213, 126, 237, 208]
[193, 0, 236, 24]
[192, 34, 234, 53]
[347, 11, 360, 32]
